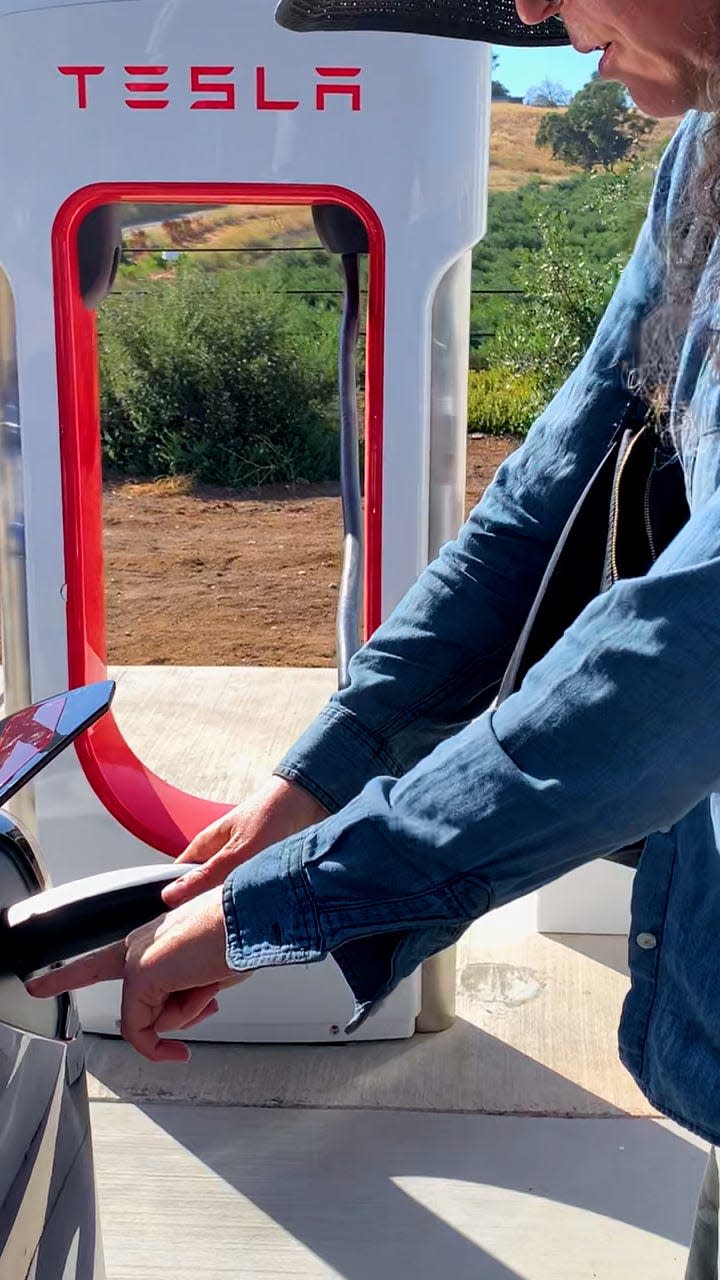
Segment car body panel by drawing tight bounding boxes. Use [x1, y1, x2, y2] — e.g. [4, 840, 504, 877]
[0, 687, 114, 1279]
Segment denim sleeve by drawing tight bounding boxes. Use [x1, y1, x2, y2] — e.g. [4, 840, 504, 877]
[274, 117, 698, 816]
[225, 479, 720, 1030]
[276, 326, 635, 814]
[222, 115, 705, 1029]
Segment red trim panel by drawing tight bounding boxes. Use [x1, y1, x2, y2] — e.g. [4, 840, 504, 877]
[52, 182, 385, 854]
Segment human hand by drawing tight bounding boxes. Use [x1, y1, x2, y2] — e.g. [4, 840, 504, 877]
[26, 888, 246, 1063]
[162, 775, 329, 909]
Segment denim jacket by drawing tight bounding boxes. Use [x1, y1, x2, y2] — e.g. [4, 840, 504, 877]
[224, 110, 720, 1144]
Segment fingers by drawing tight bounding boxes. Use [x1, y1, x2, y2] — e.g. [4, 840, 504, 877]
[145, 1037, 192, 1064]
[174, 817, 228, 866]
[162, 852, 229, 908]
[177, 997, 220, 1031]
[121, 974, 249, 1057]
[120, 983, 191, 1063]
[26, 940, 126, 998]
[152, 984, 221, 1034]
[151, 978, 247, 1036]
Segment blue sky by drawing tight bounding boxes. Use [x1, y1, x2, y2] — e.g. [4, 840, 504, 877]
[493, 45, 602, 98]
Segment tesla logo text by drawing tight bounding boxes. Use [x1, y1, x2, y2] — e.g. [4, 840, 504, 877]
[57, 65, 362, 111]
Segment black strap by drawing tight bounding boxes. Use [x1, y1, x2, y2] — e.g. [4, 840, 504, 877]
[497, 425, 625, 704]
[496, 400, 689, 869]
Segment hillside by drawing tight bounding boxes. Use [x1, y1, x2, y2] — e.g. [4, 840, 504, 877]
[123, 104, 682, 252]
[488, 102, 679, 191]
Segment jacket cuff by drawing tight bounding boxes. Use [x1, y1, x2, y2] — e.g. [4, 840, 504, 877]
[222, 832, 326, 972]
[220, 834, 393, 1035]
[273, 702, 403, 814]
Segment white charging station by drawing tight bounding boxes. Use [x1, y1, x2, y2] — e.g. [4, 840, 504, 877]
[0, 0, 492, 1040]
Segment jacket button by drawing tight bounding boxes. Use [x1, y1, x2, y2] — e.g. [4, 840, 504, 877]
[637, 932, 657, 950]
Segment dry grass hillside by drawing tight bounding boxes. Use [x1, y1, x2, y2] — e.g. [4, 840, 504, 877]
[489, 102, 680, 191]
[125, 104, 683, 250]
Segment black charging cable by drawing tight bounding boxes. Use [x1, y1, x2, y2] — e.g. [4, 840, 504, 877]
[336, 251, 363, 688]
[311, 204, 368, 691]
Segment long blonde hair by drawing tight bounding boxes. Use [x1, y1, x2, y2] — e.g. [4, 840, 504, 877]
[634, 97, 720, 447]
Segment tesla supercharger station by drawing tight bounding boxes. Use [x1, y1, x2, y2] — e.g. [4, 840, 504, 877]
[0, 0, 632, 1045]
[0, 0, 495, 1041]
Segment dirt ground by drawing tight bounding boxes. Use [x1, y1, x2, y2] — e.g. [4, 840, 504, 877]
[104, 435, 518, 668]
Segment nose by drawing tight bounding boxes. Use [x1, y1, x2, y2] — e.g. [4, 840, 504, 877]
[514, 0, 563, 25]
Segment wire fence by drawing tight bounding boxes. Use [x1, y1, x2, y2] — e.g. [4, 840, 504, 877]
[107, 242, 526, 346]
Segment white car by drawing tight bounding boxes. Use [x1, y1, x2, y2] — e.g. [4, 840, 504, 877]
[0, 682, 180, 1279]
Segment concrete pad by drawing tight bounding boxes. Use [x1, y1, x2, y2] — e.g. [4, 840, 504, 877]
[86, 927, 652, 1117]
[91, 1105, 708, 1279]
[108, 664, 337, 801]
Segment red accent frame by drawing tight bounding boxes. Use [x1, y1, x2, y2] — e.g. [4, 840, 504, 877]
[52, 182, 385, 854]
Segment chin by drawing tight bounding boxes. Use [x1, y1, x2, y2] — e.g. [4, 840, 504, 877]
[621, 76, 696, 119]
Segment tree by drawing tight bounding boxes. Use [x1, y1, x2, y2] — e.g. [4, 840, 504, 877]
[526, 79, 572, 108]
[536, 78, 656, 171]
[491, 79, 512, 101]
[485, 177, 630, 400]
[491, 52, 512, 103]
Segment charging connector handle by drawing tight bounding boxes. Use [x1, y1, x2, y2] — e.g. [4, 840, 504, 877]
[0, 863, 185, 981]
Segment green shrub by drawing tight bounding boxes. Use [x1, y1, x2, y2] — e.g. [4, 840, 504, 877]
[482, 189, 628, 402]
[98, 263, 340, 487]
[467, 368, 545, 437]
[471, 163, 654, 357]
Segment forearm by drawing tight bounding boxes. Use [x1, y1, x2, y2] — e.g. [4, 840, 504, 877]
[226, 486, 720, 1024]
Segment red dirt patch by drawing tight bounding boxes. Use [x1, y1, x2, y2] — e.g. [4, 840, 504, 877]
[104, 435, 518, 667]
